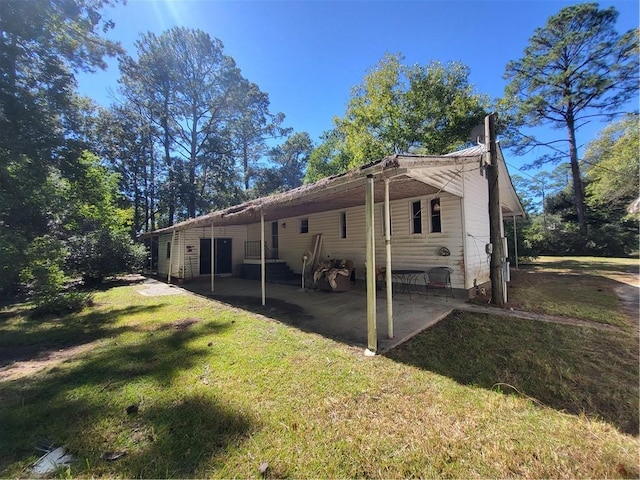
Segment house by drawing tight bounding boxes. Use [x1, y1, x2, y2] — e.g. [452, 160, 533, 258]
[143, 143, 523, 295]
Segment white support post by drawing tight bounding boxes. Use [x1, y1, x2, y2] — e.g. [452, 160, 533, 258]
[168, 228, 176, 283]
[261, 208, 266, 306]
[365, 174, 377, 354]
[513, 215, 519, 270]
[211, 219, 215, 292]
[384, 178, 393, 339]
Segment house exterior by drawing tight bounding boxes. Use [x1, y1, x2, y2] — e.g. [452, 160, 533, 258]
[142, 143, 525, 299]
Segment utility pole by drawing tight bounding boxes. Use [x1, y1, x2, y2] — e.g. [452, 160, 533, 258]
[486, 113, 505, 306]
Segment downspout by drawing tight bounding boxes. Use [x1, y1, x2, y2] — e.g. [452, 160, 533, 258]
[211, 219, 215, 292]
[460, 169, 469, 294]
[384, 178, 393, 339]
[168, 228, 176, 283]
[365, 174, 377, 354]
[180, 229, 185, 280]
[261, 208, 266, 306]
[513, 215, 519, 270]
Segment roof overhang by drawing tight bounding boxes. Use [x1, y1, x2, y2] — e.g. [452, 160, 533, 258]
[141, 147, 525, 237]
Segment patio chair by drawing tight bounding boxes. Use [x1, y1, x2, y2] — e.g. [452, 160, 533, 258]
[426, 267, 454, 300]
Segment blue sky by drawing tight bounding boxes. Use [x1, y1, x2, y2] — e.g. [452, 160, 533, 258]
[76, 0, 639, 175]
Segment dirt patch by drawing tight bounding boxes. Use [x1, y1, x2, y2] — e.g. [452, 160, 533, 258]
[0, 341, 101, 382]
[614, 282, 639, 329]
[138, 279, 185, 297]
[170, 318, 201, 330]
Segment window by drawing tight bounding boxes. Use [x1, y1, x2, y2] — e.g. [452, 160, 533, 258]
[300, 218, 309, 234]
[431, 198, 442, 233]
[339, 212, 347, 238]
[411, 200, 422, 234]
[166, 241, 171, 258]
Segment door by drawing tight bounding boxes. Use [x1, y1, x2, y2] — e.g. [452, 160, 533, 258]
[215, 238, 232, 274]
[271, 221, 279, 259]
[199, 238, 211, 274]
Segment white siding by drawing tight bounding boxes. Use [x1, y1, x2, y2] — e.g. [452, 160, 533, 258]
[462, 165, 491, 289]
[247, 192, 465, 289]
[157, 225, 247, 279]
[157, 232, 181, 278]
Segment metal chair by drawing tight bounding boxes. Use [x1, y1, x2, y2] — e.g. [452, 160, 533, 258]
[426, 267, 454, 300]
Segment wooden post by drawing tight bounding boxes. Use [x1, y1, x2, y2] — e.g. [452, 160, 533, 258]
[384, 178, 393, 339]
[211, 218, 216, 292]
[486, 113, 505, 306]
[365, 174, 377, 353]
[260, 208, 266, 306]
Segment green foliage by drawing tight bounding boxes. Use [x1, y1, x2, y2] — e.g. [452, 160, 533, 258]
[252, 132, 313, 196]
[584, 114, 640, 212]
[502, 3, 639, 235]
[18, 236, 91, 314]
[67, 229, 147, 284]
[304, 129, 351, 183]
[309, 53, 488, 179]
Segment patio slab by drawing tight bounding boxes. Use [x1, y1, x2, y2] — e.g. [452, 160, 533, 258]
[179, 276, 466, 353]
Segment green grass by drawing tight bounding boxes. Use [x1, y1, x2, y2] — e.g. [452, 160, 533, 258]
[0, 262, 638, 478]
[508, 256, 639, 326]
[388, 311, 639, 435]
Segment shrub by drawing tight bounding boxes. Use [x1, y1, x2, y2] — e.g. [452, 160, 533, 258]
[67, 228, 147, 285]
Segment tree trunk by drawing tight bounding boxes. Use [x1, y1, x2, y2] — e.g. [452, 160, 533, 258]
[566, 113, 587, 237]
[162, 112, 174, 226]
[243, 140, 250, 190]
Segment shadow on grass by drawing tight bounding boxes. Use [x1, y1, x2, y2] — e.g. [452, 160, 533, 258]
[0, 304, 165, 367]
[386, 311, 639, 436]
[0, 320, 253, 477]
[522, 258, 639, 275]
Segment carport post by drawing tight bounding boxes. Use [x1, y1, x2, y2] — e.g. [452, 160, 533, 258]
[261, 208, 266, 306]
[384, 178, 393, 339]
[365, 174, 377, 353]
[168, 227, 176, 284]
[513, 215, 519, 270]
[211, 218, 216, 292]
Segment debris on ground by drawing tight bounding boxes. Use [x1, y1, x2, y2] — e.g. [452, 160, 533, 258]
[32, 446, 74, 475]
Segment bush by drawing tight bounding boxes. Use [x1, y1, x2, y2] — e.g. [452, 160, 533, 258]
[67, 228, 147, 284]
[32, 290, 93, 316]
[19, 236, 92, 314]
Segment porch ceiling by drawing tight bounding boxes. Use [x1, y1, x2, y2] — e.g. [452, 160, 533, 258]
[258, 175, 439, 222]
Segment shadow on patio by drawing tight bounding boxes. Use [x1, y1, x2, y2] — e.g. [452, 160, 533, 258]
[180, 276, 467, 352]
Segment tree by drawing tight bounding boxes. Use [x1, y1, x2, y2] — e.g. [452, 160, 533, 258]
[230, 79, 290, 190]
[502, 3, 639, 237]
[0, 0, 121, 296]
[252, 132, 313, 196]
[584, 114, 639, 211]
[332, 53, 488, 170]
[118, 28, 284, 223]
[305, 129, 351, 183]
[96, 103, 159, 235]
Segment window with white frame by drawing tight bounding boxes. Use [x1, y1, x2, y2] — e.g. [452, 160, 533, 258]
[430, 198, 442, 233]
[339, 212, 347, 238]
[411, 200, 422, 234]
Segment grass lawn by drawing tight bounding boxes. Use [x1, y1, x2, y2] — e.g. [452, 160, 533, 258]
[0, 257, 638, 478]
[507, 256, 639, 326]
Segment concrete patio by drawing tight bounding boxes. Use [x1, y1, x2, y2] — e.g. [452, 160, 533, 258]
[178, 276, 467, 353]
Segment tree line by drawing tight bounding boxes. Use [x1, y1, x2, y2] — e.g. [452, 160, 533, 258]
[0, 0, 637, 308]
